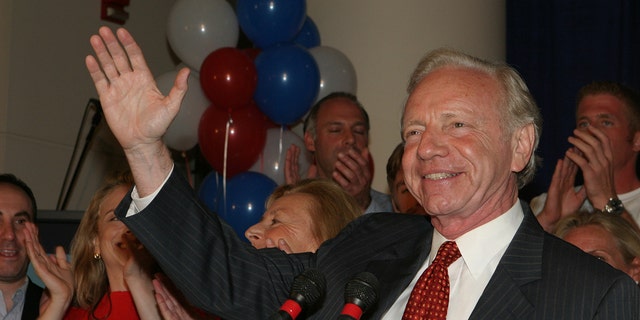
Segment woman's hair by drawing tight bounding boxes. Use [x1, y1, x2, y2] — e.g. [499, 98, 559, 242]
[554, 211, 640, 266]
[70, 171, 134, 311]
[265, 179, 362, 243]
[404, 48, 542, 189]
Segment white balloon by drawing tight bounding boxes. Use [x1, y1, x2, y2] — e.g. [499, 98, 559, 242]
[249, 127, 311, 185]
[156, 70, 210, 151]
[309, 46, 358, 104]
[167, 0, 239, 70]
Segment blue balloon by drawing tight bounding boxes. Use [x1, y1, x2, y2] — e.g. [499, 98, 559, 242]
[254, 43, 320, 125]
[294, 17, 321, 49]
[217, 171, 277, 240]
[237, 0, 306, 48]
[198, 171, 223, 213]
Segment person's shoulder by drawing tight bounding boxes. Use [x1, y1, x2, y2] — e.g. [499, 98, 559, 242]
[366, 189, 392, 213]
[542, 233, 631, 282]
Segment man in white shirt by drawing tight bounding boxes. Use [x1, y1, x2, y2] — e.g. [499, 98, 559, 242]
[85, 27, 639, 319]
[0, 174, 43, 320]
[532, 82, 640, 232]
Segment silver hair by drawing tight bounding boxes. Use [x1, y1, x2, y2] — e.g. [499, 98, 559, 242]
[404, 48, 542, 188]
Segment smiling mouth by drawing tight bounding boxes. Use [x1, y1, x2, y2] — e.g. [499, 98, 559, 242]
[0, 249, 18, 257]
[423, 172, 459, 180]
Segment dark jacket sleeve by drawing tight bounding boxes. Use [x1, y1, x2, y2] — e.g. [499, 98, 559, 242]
[115, 170, 314, 318]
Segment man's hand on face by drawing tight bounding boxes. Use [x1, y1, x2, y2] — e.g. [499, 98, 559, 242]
[332, 147, 372, 210]
[565, 126, 616, 210]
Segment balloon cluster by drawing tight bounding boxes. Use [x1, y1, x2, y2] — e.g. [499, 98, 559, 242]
[158, 0, 357, 240]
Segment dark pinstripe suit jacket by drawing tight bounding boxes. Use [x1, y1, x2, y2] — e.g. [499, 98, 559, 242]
[117, 170, 640, 319]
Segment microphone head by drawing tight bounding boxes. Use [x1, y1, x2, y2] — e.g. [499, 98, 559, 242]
[289, 268, 327, 310]
[344, 272, 380, 312]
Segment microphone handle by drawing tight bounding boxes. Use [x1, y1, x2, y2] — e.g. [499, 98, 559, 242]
[267, 310, 293, 320]
[337, 302, 363, 320]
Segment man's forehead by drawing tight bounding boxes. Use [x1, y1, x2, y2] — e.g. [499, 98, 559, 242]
[317, 99, 365, 122]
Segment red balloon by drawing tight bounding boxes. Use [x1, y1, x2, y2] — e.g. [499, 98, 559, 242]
[198, 102, 268, 177]
[200, 47, 257, 111]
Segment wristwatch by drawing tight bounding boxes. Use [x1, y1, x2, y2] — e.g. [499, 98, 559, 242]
[603, 197, 624, 216]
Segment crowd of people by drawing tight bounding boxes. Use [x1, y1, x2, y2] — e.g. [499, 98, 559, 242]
[2, 25, 640, 318]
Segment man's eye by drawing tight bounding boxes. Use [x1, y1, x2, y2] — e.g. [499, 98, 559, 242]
[454, 122, 465, 128]
[602, 120, 613, 127]
[577, 121, 589, 128]
[405, 130, 420, 137]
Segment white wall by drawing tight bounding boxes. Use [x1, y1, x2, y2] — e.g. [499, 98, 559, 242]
[307, 0, 505, 192]
[1, 0, 178, 210]
[0, 0, 505, 210]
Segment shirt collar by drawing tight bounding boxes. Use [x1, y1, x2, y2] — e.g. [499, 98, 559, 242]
[431, 201, 524, 278]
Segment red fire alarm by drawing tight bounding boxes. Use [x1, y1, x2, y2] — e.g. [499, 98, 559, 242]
[101, 0, 130, 25]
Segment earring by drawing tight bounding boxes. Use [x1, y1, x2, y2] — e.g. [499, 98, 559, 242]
[93, 253, 101, 260]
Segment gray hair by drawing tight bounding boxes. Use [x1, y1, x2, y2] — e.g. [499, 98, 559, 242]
[404, 48, 542, 188]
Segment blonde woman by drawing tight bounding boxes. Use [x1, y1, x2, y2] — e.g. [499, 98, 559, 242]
[25, 171, 161, 319]
[555, 211, 640, 283]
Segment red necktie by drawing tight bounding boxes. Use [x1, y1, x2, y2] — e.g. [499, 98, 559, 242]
[402, 241, 461, 320]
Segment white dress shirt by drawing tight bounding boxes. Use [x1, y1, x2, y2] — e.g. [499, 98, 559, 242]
[382, 201, 523, 319]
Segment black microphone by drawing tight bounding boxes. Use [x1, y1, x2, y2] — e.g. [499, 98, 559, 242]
[268, 268, 326, 320]
[337, 272, 380, 320]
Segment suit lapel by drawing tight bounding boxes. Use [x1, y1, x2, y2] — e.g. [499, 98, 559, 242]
[469, 201, 542, 319]
[365, 224, 434, 319]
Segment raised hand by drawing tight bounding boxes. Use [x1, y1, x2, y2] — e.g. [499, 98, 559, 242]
[85, 27, 189, 195]
[332, 147, 372, 210]
[22, 222, 73, 320]
[566, 126, 616, 211]
[284, 144, 317, 185]
[153, 275, 204, 320]
[536, 157, 586, 232]
[122, 232, 162, 320]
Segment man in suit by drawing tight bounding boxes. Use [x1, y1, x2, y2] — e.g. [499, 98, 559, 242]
[86, 26, 639, 319]
[0, 174, 43, 319]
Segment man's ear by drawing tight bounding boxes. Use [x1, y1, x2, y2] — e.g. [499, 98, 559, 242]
[304, 132, 316, 152]
[511, 123, 535, 173]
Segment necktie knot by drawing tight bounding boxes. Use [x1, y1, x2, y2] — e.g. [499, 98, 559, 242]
[433, 241, 461, 268]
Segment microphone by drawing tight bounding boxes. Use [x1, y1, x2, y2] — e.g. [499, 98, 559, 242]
[337, 272, 380, 320]
[268, 268, 326, 320]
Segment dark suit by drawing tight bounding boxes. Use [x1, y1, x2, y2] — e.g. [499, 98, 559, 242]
[22, 278, 43, 320]
[117, 170, 639, 319]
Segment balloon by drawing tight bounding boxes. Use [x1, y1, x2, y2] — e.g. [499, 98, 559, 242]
[242, 48, 262, 62]
[198, 102, 268, 177]
[167, 0, 239, 70]
[200, 47, 257, 111]
[293, 17, 321, 49]
[249, 127, 311, 185]
[156, 70, 209, 151]
[309, 46, 358, 104]
[254, 43, 320, 125]
[218, 171, 277, 240]
[237, 0, 306, 48]
[198, 171, 223, 213]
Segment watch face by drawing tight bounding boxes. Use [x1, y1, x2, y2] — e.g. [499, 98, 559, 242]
[606, 198, 624, 215]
